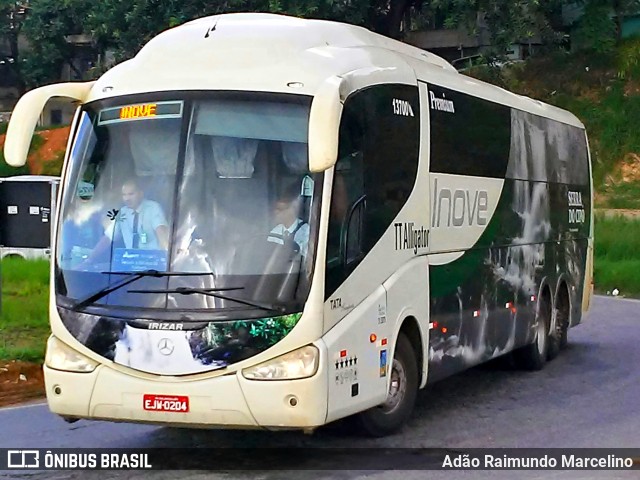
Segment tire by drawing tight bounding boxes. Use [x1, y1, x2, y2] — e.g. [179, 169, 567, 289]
[357, 333, 418, 437]
[547, 306, 561, 361]
[513, 295, 550, 371]
[559, 323, 569, 349]
[558, 290, 570, 350]
[549, 287, 570, 360]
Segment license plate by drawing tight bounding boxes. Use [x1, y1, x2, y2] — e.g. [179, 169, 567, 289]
[143, 394, 189, 413]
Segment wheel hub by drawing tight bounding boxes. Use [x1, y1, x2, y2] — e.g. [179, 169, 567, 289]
[381, 358, 407, 414]
[536, 314, 547, 353]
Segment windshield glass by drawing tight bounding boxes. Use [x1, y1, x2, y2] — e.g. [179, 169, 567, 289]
[56, 92, 321, 319]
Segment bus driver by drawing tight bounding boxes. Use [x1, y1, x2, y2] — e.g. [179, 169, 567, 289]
[83, 179, 169, 265]
[108, 179, 169, 250]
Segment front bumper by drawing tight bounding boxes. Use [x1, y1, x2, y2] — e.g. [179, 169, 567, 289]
[43, 356, 328, 429]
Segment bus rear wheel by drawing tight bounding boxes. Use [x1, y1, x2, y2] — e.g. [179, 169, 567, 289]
[556, 286, 571, 351]
[548, 284, 570, 361]
[513, 294, 550, 371]
[357, 333, 418, 437]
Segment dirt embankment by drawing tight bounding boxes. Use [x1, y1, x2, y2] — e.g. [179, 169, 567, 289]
[0, 361, 45, 407]
[0, 125, 70, 174]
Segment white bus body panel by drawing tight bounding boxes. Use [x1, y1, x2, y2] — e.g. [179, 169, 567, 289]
[322, 258, 429, 424]
[383, 258, 430, 389]
[323, 285, 389, 423]
[429, 173, 505, 254]
[44, 338, 331, 428]
[85, 14, 451, 104]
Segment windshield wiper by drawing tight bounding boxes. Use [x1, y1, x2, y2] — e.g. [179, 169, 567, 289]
[71, 270, 214, 311]
[127, 286, 285, 314]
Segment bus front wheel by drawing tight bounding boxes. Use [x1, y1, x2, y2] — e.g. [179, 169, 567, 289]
[357, 333, 418, 437]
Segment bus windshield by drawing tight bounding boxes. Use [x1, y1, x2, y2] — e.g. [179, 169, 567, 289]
[55, 92, 322, 319]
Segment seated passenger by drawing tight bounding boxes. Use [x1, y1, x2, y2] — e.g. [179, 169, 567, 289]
[267, 182, 309, 258]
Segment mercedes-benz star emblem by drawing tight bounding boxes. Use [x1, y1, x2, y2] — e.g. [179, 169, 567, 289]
[158, 338, 175, 356]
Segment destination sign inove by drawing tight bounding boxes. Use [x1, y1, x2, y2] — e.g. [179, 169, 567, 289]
[97, 101, 183, 125]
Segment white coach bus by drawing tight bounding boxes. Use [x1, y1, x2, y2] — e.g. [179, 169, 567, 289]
[4, 13, 593, 436]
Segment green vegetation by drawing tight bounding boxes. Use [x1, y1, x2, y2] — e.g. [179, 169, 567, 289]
[599, 181, 640, 209]
[0, 132, 44, 177]
[553, 81, 640, 190]
[39, 150, 64, 176]
[0, 160, 30, 177]
[594, 214, 640, 296]
[468, 38, 640, 209]
[0, 258, 50, 361]
[3, 0, 580, 87]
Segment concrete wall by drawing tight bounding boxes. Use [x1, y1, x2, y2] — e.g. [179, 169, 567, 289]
[41, 99, 77, 126]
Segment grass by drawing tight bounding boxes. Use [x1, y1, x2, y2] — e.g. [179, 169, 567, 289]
[594, 214, 640, 296]
[39, 150, 65, 176]
[0, 258, 50, 361]
[555, 83, 640, 190]
[598, 181, 640, 209]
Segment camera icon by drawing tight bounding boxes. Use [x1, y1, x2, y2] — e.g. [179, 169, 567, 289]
[7, 450, 39, 468]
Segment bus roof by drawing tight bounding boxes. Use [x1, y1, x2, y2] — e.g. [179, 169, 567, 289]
[88, 13, 583, 128]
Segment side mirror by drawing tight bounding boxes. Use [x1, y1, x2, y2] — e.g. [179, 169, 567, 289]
[4, 82, 94, 167]
[308, 76, 343, 173]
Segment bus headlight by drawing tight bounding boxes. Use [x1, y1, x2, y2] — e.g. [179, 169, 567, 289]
[45, 336, 98, 373]
[242, 345, 319, 380]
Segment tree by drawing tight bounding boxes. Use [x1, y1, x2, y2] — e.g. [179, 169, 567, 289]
[20, 0, 95, 86]
[612, 0, 640, 39]
[9, 0, 426, 87]
[0, 0, 28, 94]
[569, 0, 640, 52]
[71, 0, 425, 61]
[16, 0, 614, 88]
[419, 0, 572, 58]
[572, 0, 616, 52]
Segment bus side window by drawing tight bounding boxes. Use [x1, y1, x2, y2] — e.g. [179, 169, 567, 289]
[325, 84, 419, 299]
[326, 151, 365, 296]
[344, 194, 366, 265]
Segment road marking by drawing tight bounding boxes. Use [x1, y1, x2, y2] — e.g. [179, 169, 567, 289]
[0, 401, 47, 412]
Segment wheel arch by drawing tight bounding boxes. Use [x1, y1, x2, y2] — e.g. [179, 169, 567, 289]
[537, 278, 554, 317]
[554, 276, 572, 327]
[397, 316, 424, 388]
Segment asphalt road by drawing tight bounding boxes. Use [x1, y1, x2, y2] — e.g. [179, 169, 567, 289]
[1, 295, 639, 479]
